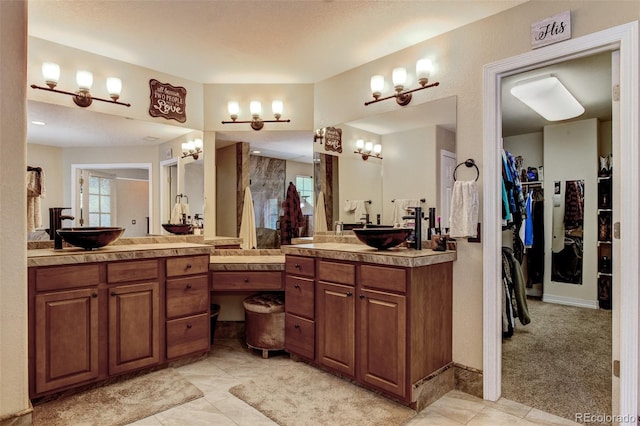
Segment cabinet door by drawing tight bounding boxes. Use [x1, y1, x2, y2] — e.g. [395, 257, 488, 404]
[317, 281, 355, 377]
[358, 288, 406, 398]
[108, 282, 161, 375]
[34, 288, 99, 394]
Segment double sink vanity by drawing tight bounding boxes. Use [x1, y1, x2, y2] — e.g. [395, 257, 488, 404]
[27, 233, 456, 411]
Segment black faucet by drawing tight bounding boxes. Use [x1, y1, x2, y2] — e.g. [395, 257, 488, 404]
[49, 207, 75, 249]
[402, 206, 423, 250]
[360, 213, 370, 226]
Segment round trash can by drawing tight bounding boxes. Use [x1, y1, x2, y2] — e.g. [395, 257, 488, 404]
[242, 293, 285, 358]
[210, 304, 220, 344]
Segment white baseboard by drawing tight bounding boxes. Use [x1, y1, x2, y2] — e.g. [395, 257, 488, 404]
[542, 294, 599, 309]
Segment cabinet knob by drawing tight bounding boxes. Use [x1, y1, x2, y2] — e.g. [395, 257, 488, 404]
[294, 324, 301, 329]
[186, 263, 192, 269]
[294, 284, 300, 289]
[92, 293, 98, 298]
[186, 284, 192, 289]
[294, 263, 300, 269]
[186, 323, 192, 329]
[110, 291, 117, 297]
[244, 278, 249, 283]
[359, 294, 365, 300]
[346, 291, 353, 297]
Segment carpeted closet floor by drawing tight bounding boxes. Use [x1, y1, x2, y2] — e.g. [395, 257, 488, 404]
[502, 298, 612, 425]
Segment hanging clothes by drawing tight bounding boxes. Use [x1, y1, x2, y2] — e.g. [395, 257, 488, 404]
[527, 189, 545, 286]
[502, 246, 531, 339]
[564, 180, 584, 230]
[281, 182, 304, 245]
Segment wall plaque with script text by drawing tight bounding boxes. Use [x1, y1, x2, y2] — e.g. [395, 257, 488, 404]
[531, 11, 571, 49]
[324, 127, 342, 153]
[149, 79, 187, 123]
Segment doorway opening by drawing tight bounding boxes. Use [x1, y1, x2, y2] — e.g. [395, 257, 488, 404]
[482, 21, 639, 419]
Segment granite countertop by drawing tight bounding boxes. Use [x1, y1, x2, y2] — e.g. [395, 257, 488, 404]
[27, 243, 213, 267]
[281, 243, 456, 268]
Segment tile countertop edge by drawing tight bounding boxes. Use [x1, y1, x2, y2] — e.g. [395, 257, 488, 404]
[209, 255, 286, 271]
[281, 243, 457, 267]
[27, 243, 213, 267]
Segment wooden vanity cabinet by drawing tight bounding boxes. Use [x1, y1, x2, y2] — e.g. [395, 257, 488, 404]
[107, 259, 161, 375]
[316, 260, 356, 377]
[165, 255, 210, 359]
[288, 254, 453, 404]
[284, 255, 316, 360]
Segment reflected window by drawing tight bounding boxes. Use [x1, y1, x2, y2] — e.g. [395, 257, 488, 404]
[88, 175, 113, 226]
[296, 175, 314, 210]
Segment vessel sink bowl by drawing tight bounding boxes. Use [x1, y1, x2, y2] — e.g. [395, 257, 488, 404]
[57, 227, 125, 250]
[342, 223, 391, 231]
[162, 223, 193, 235]
[352, 227, 412, 250]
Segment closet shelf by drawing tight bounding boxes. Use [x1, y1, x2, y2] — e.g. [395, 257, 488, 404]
[598, 176, 612, 181]
[598, 240, 612, 246]
[598, 272, 613, 278]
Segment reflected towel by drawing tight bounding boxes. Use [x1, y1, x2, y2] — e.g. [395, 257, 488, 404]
[314, 191, 328, 232]
[239, 187, 257, 249]
[343, 200, 368, 221]
[391, 199, 421, 226]
[26, 169, 45, 232]
[170, 203, 183, 224]
[449, 180, 479, 238]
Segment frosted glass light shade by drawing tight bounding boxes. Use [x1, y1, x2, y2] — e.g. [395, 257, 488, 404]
[392, 67, 407, 90]
[181, 142, 190, 153]
[373, 143, 382, 155]
[76, 70, 93, 90]
[227, 101, 239, 118]
[370, 75, 384, 97]
[510, 75, 585, 121]
[416, 59, 433, 83]
[272, 100, 283, 117]
[42, 62, 60, 86]
[250, 101, 262, 117]
[193, 138, 203, 150]
[106, 77, 122, 97]
[364, 141, 374, 153]
[355, 139, 365, 150]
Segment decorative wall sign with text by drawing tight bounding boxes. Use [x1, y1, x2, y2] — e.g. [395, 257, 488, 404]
[323, 127, 342, 153]
[149, 79, 187, 123]
[531, 10, 571, 49]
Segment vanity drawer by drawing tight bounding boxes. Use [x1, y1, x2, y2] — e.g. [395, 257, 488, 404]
[166, 255, 209, 277]
[285, 256, 315, 277]
[166, 313, 209, 359]
[107, 259, 159, 284]
[285, 276, 314, 319]
[211, 271, 283, 291]
[285, 314, 315, 360]
[318, 259, 355, 285]
[35, 264, 101, 291]
[166, 275, 209, 319]
[360, 264, 407, 293]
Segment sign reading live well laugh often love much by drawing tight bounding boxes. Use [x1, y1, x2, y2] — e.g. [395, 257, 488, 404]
[148, 79, 187, 123]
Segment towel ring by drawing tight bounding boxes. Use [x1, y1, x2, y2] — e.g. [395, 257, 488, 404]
[453, 159, 479, 182]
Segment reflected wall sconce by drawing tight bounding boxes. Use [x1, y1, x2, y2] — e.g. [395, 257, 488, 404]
[30, 62, 131, 108]
[354, 139, 382, 160]
[510, 74, 584, 121]
[181, 138, 203, 160]
[314, 127, 325, 143]
[366, 58, 439, 107]
[221, 100, 290, 131]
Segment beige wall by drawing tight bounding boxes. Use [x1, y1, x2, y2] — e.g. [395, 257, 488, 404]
[27, 144, 64, 227]
[116, 178, 149, 237]
[314, 1, 640, 370]
[216, 144, 238, 236]
[0, 0, 29, 420]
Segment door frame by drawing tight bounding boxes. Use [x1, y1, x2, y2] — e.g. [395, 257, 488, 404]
[482, 21, 639, 421]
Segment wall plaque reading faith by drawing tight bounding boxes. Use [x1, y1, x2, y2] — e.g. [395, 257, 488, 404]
[324, 127, 342, 153]
[149, 79, 187, 123]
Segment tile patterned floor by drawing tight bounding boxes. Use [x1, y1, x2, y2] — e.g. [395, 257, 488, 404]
[128, 339, 579, 426]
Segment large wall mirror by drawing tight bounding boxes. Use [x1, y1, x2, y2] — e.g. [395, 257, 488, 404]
[317, 95, 457, 231]
[551, 179, 585, 284]
[26, 100, 198, 239]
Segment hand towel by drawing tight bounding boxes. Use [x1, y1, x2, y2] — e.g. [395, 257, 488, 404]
[449, 180, 479, 238]
[239, 187, 257, 249]
[26, 169, 45, 232]
[343, 200, 368, 221]
[314, 191, 328, 232]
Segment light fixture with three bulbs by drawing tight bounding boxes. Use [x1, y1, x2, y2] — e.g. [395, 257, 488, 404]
[354, 139, 382, 160]
[31, 62, 130, 108]
[181, 138, 203, 160]
[366, 58, 439, 107]
[222, 100, 290, 131]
